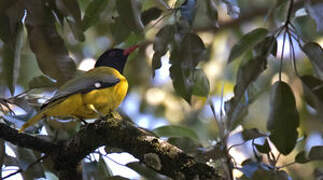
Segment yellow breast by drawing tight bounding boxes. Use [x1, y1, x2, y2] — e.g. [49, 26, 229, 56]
[73, 67, 128, 118]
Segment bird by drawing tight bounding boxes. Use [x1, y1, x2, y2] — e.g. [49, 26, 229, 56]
[19, 45, 139, 132]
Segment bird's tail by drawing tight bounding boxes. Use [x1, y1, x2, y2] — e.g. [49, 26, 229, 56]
[19, 112, 45, 133]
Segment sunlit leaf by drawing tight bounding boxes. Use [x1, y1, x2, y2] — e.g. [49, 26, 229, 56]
[309, 146, 323, 161]
[180, 0, 197, 25]
[141, 7, 162, 25]
[56, 0, 84, 41]
[267, 81, 299, 155]
[116, 0, 144, 32]
[82, 0, 109, 31]
[25, 0, 76, 85]
[305, 2, 323, 32]
[302, 42, 323, 75]
[153, 125, 199, 140]
[228, 28, 268, 63]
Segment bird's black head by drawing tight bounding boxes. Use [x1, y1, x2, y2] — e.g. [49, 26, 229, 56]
[95, 45, 139, 74]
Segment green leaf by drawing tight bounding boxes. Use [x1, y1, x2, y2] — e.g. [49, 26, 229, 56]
[153, 125, 199, 140]
[228, 28, 268, 63]
[169, 33, 206, 103]
[3, 25, 23, 95]
[153, 25, 175, 55]
[267, 81, 299, 155]
[254, 36, 278, 57]
[167, 137, 202, 154]
[82, 157, 112, 179]
[302, 42, 323, 75]
[28, 75, 56, 89]
[300, 75, 323, 117]
[305, 2, 323, 32]
[56, 0, 84, 41]
[0, 1, 24, 95]
[180, 0, 197, 25]
[152, 25, 175, 76]
[241, 128, 266, 141]
[25, 0, 76, 86]
[309, 146, 323, 161]
[141, 7, 162, 26]
[152, 53, 162, 77]
[255, 139, 271, 154]
[169, 64, 193, 103]
[192, 69, 210, 97]
[295, 150, 310, 163]
[225, 56, 267, 128]
[116, 0, 144, 32]
[82, 0, 109, 31]
[111, 16, 132, 44]
[206, 0, 218, 25]
[9, 145, 45, 179]
[179, 33, 206, 66]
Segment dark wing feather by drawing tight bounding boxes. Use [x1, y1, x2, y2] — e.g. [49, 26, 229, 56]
[41, 70, 120, 109]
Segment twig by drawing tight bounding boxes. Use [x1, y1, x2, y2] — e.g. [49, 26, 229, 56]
[279, 31, 287, 81]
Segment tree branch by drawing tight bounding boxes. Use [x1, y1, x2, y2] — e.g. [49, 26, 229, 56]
[194, 0, 320, 33]
[0, 116, 223, 180]
[0, 123, 58, 153]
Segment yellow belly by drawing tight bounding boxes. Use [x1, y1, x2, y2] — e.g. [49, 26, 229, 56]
[73, 79, 128, 118]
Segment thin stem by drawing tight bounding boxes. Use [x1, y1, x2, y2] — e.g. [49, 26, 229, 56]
[287, 30, 298, 76]
[279, 31, 287, 81]
[285, 0, 294, 25]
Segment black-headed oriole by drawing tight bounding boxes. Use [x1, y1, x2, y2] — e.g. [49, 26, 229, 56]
[19, 45, 139, 132]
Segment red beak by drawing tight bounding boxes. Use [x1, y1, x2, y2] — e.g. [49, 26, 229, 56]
[123, 45, 140, 56]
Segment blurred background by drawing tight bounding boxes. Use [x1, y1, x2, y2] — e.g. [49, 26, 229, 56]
[0, 0, 323, 179]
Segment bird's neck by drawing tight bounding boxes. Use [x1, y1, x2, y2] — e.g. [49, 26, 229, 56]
[95, 61, 126, 74]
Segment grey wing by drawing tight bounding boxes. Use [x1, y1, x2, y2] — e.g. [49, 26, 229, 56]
[41, 73, 120, 109]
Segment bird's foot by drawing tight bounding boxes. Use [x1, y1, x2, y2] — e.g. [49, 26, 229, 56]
[110, 111, 121, 120]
